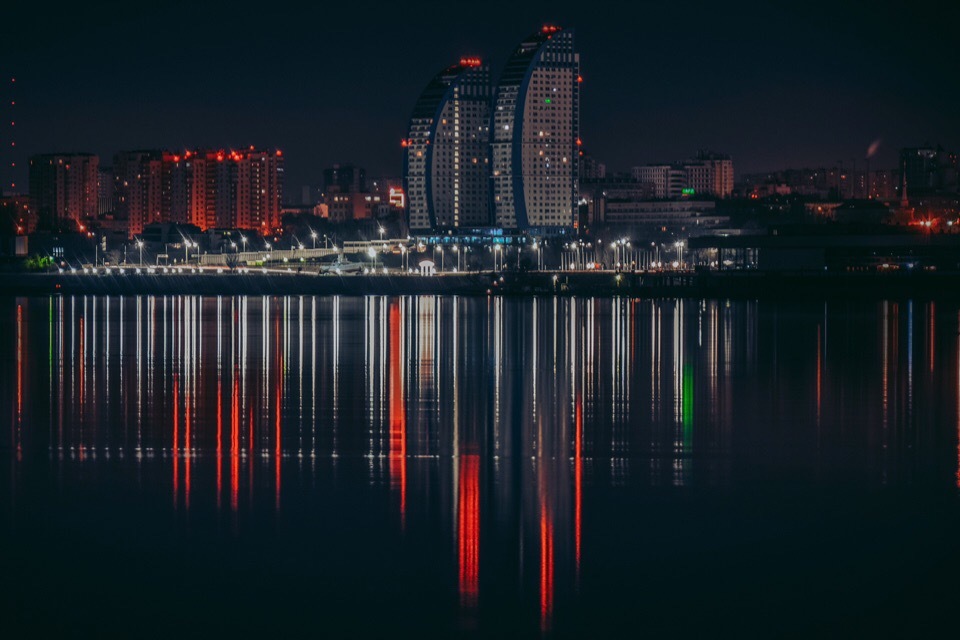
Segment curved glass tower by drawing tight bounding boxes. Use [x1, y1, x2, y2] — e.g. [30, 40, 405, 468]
[491, 26, 580, 232]
[404, 59, 490, 232]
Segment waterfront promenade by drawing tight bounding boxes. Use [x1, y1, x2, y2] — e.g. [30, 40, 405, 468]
[5, 268, 960, 299]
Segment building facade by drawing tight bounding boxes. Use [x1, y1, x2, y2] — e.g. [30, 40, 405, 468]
[404, 58, 490, 231]
[633, 152, 734, 200]
[28, 153, 99, 229]
[113, 150, 162, 237]
[116, 148, 282, 238]
[491, 26, 580, 232]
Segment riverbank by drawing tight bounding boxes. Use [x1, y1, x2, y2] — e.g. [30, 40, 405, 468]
[3, 269, 960, 299]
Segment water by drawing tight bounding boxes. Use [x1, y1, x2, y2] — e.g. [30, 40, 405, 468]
[1, 295, 959, 636]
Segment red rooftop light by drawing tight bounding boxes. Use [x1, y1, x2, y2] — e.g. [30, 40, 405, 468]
[459, 57, 482, 67]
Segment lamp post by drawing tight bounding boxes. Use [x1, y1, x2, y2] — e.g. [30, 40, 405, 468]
[675, 241, 684, 269]
[310, 230, 318, 249]
[137, 239, 144, 266]
[241, 236, 248, 253]
[435, 245, 443, 272]
[378, 226, 385, 243]
[453, 245, 460, 271]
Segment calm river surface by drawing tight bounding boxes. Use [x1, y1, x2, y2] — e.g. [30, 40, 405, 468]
[2, 295, 959, 636]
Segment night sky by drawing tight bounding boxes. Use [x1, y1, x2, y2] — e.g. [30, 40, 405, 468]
[2, 0, 957, 193]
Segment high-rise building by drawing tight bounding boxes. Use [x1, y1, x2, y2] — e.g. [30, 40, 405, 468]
[491, 26, 580, 232]
[686, 151, 734, 198]
[118, 147, 283, 237]
[98, 165, 114, 215]
[28, 153, 99, 229]
[404, 58, 491, 231]
[235, 148, 284, 232]
[114, 150, 162, 237]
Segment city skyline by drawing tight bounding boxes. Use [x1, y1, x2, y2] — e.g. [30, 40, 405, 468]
[3, 1, 957, 193]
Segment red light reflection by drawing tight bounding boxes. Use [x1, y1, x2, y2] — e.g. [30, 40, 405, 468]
[458, 454, 480, 609]
[389, 301, 407, 525]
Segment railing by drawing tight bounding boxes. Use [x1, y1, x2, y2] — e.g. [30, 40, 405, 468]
[198, 247, 341, 266]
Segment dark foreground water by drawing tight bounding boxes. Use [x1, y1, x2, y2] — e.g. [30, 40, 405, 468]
[1, 295, 959, 637]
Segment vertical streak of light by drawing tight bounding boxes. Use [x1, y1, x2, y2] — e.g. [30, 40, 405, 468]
[575, 395, 582, 583]
[332, 296, 340, 459]
[929, 301, 935, 374]
[298, 297, 304, 461]
[184, 300, 192, 511]
[232, 369, 240, 514]
[908, 301, 914, 434]
[533, 301, 538, 427]
[539, 501, 554, 634]
[91, 298, 96, 436]
[136, 299, 143, 460]
[389, 300, 407, 527]
[816, 324, 822, 440]
[59, 298, 64, 455]
[275, 305, 282, 512]
[452, 298, 460, 538]
[173, 373, 179, 509]
[458, 454, 480, 610]
[217, 297, 223, 511]
[79, 311, 84, 460]
[365, 298, 375, 482]
[493, 297, 502, 455]
[48, 298, 54, 459]
[16, 304, 22, 460]
[311, 297, 317, 461]
[882, 302, 889, 446]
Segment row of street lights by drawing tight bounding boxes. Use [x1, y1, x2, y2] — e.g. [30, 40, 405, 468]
[125, 232, 687, 271]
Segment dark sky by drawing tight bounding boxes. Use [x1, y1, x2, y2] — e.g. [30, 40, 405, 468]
[2, 0, 957, 192]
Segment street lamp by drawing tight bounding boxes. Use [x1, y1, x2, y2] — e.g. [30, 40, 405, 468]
[675, 241, 684, 269]
[378, 226, 385, 242]
[241, 236, 248, 252]
[136, 239, 144, 266]
[310, 230, 318, 249]
[435, 245, 444, 272]
[452, 244, 460, 272]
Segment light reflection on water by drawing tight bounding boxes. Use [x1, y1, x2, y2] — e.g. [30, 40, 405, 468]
[2, 295, 960, 635]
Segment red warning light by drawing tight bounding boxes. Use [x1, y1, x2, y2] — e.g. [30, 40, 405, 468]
[459, 57, 482, 67]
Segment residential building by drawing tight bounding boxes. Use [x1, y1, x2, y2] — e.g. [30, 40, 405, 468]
[28, 153, 99, 229]
[404, 58, 490, 231]
[491, 25, 580, 232]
